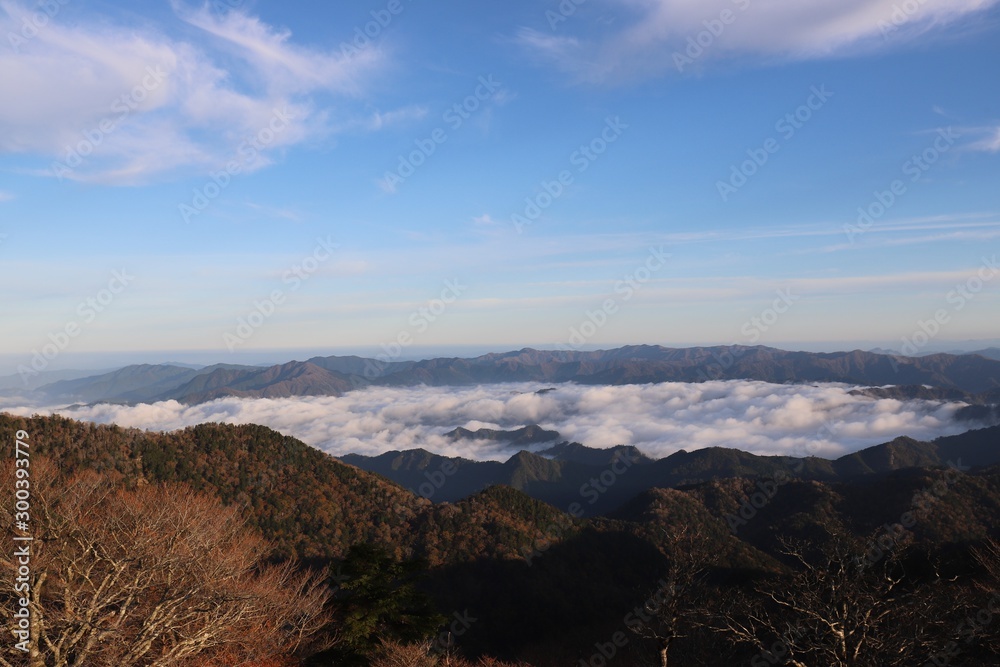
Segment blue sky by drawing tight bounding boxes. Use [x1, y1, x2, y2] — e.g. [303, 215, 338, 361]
[1, 0, 999, 374]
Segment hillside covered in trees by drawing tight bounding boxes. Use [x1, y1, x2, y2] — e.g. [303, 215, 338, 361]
[1, 413, 998, 665]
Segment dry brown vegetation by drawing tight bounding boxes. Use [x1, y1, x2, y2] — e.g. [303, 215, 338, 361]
[0, 459, 332, 667]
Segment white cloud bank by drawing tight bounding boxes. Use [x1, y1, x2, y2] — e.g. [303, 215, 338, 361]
[520, 0, 998, 82]
[1, 381, 973, 461]
[0, 2, 392, 184]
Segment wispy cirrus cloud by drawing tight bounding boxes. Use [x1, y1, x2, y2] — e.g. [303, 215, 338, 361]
[172, 3, 378, 96]
[357, 106, 429, 131]
[0, 2, 404, 185]
[518, 0, 999, 83]
[966, 126, 1000, 152]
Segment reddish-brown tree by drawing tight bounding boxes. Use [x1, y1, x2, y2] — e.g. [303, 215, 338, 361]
[0, 459, 331, 667]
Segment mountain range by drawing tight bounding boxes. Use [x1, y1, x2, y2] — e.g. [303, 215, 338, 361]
[2, 411, 998, 661]
[7, 345, 1000, 405]
[341, 424, 1000, 516]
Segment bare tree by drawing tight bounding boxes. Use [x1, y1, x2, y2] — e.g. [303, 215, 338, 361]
[718, 534, 950, 667]
[371, 640, 439, 667]
[628, 524, 719, 667]
[0, 459, 332, 667]
[969, 538, 1000, 656]
[974, 538, 1000, 590]
[370, 640, 531, 667]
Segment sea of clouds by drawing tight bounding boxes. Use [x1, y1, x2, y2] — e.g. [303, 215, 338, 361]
[0, 380, 976, 461]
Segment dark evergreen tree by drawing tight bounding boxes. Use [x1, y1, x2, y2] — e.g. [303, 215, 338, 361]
[314, 544, 446, 666]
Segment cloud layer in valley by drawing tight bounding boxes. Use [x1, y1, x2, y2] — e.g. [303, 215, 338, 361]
[1, 381, 974, 461]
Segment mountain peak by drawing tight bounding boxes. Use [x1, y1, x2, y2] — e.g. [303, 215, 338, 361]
[445, 424, 561, 446]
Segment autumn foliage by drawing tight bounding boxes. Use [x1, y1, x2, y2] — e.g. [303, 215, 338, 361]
[0, 459, 331, 667]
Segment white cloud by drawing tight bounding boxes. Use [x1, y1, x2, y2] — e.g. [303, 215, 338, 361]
[519, 0, 999, 83]
[1, 380, 973, 461]
[243, 201, 302, 222]
[173, 3, 378, 96]
[967, 126, 1000, 152]
[357, 106, 429, 131]
[0, 191, 13, 202]
[0, 2, 386, 184]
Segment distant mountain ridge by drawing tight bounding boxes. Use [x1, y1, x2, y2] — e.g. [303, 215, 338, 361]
[34, 363, 261, 404]
[850, 385, 1000, 426]
[850, 384, 1000, 404]
[340, 424, 1000, 516]
[12, 345, 1000, 405]
[445, 424, 561, 447]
